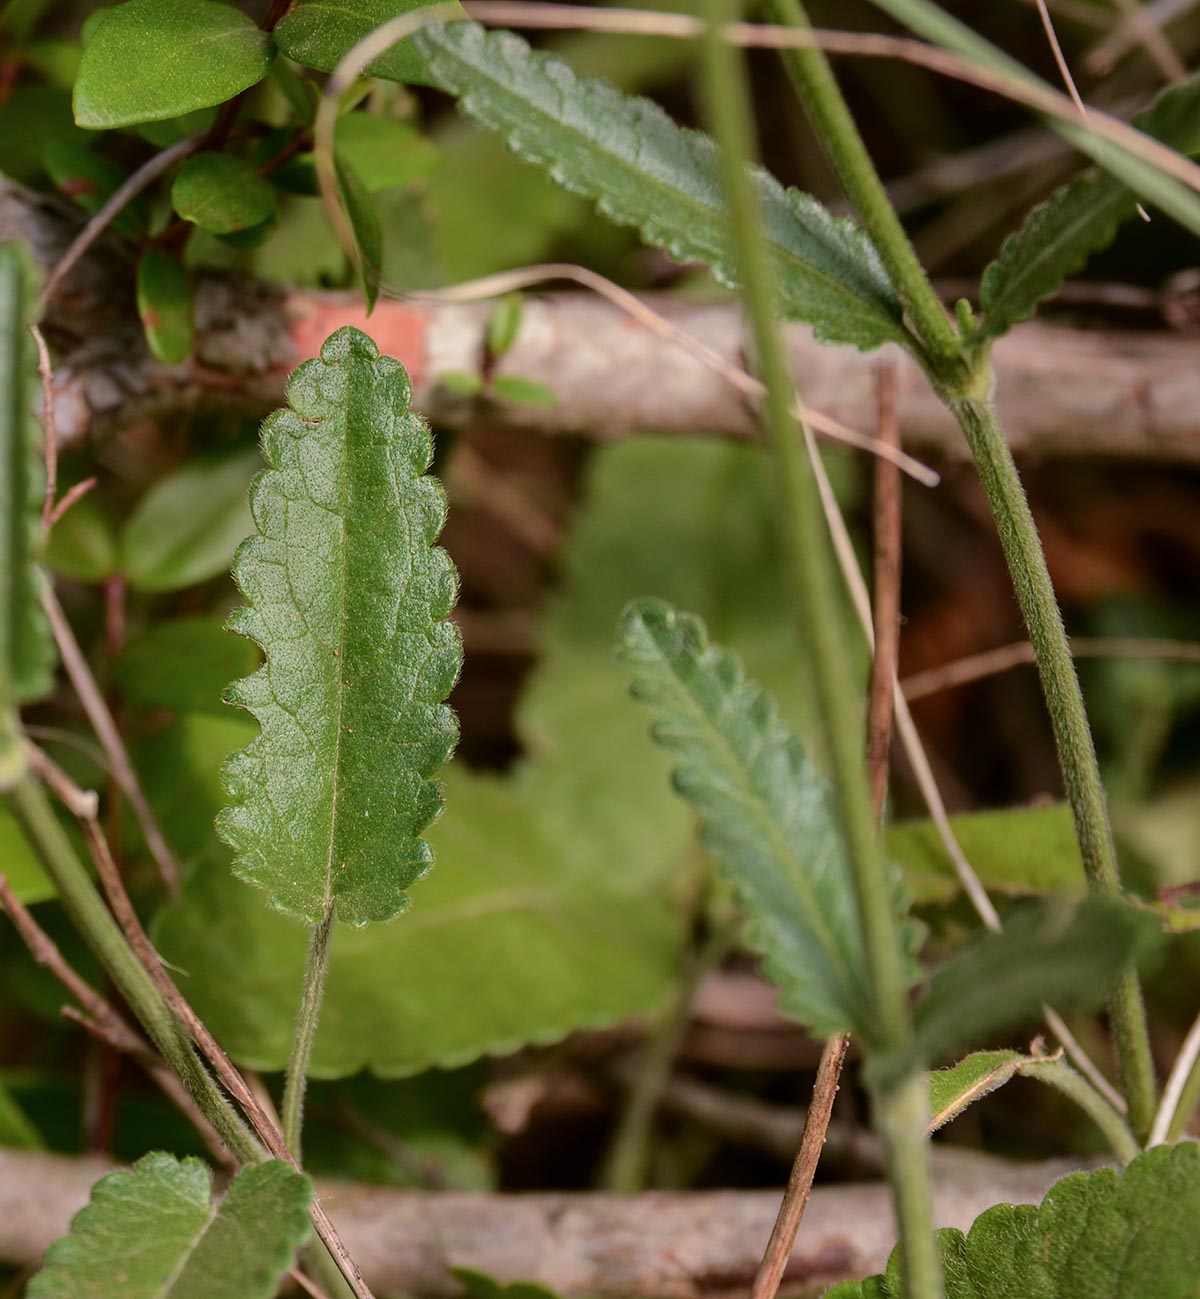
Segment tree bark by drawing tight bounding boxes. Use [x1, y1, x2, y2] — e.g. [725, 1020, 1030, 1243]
[0, 1147, 1088, 1297]
[3, 178, 1198, 462]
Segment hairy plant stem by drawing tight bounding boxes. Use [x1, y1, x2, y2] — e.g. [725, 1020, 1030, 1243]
[698, 7, 942, 1297]
[765, 0, 963, 383]
[765, 0, 1156, 1144]
[948, 384, 1157, 1141]
[0, 743, 261, 1166]
[1018, 1058, 1140, 1163]
[283, 901, 337, 1164]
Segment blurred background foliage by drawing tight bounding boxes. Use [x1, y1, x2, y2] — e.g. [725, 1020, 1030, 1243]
[2, 3, 1200, 1284]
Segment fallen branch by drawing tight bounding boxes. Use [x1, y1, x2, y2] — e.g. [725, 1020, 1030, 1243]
[0, 1147, 1089, 1297]
[3, 179, 1198, 462]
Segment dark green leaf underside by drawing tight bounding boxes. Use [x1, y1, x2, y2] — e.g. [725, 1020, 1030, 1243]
[619, 598, 916, 1038]
[413, 22, 909, 352]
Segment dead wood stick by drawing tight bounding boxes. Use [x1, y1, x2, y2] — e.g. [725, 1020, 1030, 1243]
[0, 1147, 1091, 1298]
[2, 179, 1199, 463]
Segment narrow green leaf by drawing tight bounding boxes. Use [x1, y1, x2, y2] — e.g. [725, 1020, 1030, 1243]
[73, 0, 272, 129]
[336, 114, 441, 192]
[492, 375, 556, 408]
[908, 897, 1160, 1071]
[0, 242, 54, 712]
[114, 618, 261, 715]
[0, 1076, 43, 1148]
[119, 448, 257, 593]
[28, 1153, 311, 1299]
[336, 153, 382, 311]
[218, 326, 461, 926]
[886, 803, 1085, 906]
[831, 1143, 1200, 1298]
[171, 152, 279, 235]
[412, 22, 910, 352]
[981, 76, 1200, 337]
[618, 598, 899, 1038]
[135, 249, 194, 366]
[0, 803, 54, 901]
[275, 0, 463, 87]
[926, 1049, 1025, 1133]
[43, 143, 145, 235]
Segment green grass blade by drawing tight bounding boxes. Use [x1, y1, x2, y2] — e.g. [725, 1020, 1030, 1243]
[217, 326, 461, 926]
[412, 21, 911, 353]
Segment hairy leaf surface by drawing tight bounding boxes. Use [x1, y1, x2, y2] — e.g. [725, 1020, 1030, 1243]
[926, 1050, 1025, 1133]
[0, 241, 54, 712]
[981, 76, 1200, 337]
[28, 1153, 311, 1299]
[618, 598, 911, 1038]
[825, 1143, 1200, 1298]
[218, 326, 461, 925]
[412, 22, 909, 352]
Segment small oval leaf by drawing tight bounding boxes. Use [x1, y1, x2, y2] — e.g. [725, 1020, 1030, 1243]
[136, 248, 194, 365]
[73, 0, 272, 129]
[171, 151, 279, 234]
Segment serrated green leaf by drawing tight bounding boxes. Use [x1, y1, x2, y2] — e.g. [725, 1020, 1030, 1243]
[73, 0, 272, 130]
[114, 618, 261, 716]
[171, 152, 279, 235]
[412, 22, 909, 352]
[887, 803, 1085, 906]
[907, 898, 1160, 1072]
[831, 1143, 1200, 1298]
[275, 0, 462, 88]
[618, 598, 897, 1038]
[217, 326, 461, 926]
[135, 249, 194, 366]
[981, 76, 1200, 338]
[28, 1153, 311, 1299]
[0, 242, 55, 712]
[926, 1050, 1025, 1133]
[43, 143, 145, 235]
[120, 447, 257, 592]
[336, 114, 441, 192]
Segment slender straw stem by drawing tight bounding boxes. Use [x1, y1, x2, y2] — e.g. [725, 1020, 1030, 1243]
[282, 901, 337, 1163]
[764, 0, 961, 382]
[1151, 1008, 1200, 1144]
[697, 7, 942, 1297]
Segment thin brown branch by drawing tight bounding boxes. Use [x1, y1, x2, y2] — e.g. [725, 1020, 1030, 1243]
[39, 585, 181, 897]
[901, 636, 1200, 701]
